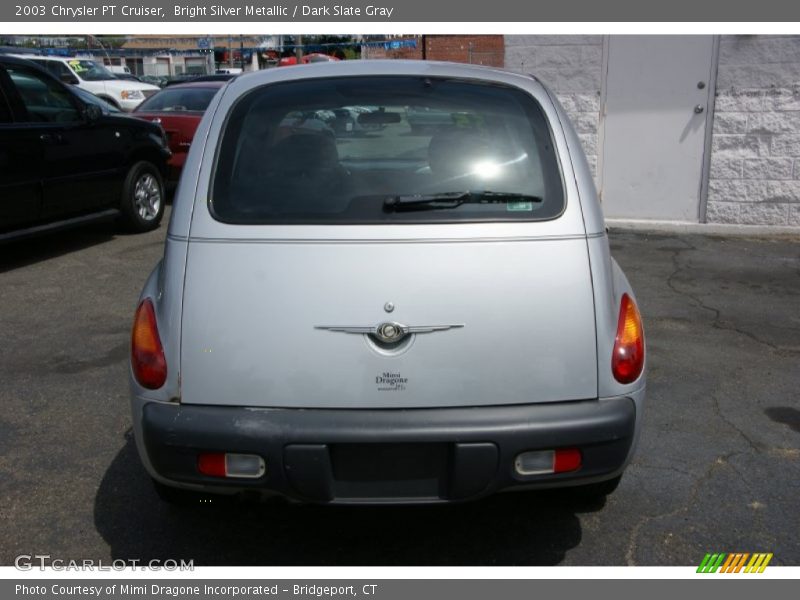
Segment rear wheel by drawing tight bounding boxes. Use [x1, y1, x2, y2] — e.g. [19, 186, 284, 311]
[120, 161, 165, 232]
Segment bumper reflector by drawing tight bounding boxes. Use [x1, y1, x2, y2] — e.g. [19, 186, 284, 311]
[514, 448, 582, 476]
[553, 448, 582, 473]
[225, 453, 265, 478]
[197, 452, 265, 479]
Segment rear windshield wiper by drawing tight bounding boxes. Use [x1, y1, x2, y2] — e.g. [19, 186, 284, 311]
[383, 191, 543, 212]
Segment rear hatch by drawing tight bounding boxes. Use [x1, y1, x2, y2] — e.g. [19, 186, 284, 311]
[180, 238, 597, 409]
[178, 72, 597, 409]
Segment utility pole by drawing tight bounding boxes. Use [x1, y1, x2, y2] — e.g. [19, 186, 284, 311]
[87, 35, 111, 63]
[295, 34, 303, 63]
[240, 35, 244, 71]
[207, 35, 215, 74]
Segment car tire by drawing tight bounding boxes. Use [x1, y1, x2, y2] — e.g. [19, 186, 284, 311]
[120, 161, 165, 232]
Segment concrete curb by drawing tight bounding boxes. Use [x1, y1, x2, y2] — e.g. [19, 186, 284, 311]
[605, 218, 800, 238]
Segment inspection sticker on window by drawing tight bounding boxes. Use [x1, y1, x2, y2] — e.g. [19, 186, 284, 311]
[507, 201, 534, 212]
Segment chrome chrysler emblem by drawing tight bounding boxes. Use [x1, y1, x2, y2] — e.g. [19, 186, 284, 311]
[377, 322, 401, 342]
[315, 322, 463, 344]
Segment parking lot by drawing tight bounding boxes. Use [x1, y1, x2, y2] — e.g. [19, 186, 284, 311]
[1, 214, 799, 566]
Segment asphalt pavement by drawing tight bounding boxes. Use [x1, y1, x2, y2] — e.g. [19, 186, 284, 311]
[1, 213, 798, 566]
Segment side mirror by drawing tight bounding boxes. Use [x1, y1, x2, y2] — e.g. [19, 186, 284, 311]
[83, 103, 103, 123]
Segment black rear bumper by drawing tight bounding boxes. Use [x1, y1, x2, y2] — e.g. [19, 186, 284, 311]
[141, 398, 636, 504]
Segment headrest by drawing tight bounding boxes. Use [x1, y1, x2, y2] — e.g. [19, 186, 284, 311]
[270, 132, 340, 174]
[427, 129, 494, 179]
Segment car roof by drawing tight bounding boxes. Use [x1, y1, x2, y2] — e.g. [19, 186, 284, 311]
[17, 55, 82, 61]
[3, 54, 104, 68]
[214, 60, 548, 113]
[0, 54, 66, 78]
[0, 54, 53, 68]
[229, 60, 540, 92]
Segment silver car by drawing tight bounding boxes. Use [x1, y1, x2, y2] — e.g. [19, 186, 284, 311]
[130, 61, 646, 505]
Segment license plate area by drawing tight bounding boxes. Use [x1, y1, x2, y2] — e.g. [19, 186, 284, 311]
[330, 443, 449, 499]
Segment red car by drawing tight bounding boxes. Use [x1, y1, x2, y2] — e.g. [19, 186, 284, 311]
[133, 81, 224, 183]
[278, 53, 341, 67]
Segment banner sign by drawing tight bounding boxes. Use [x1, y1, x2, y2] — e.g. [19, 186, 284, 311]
[3, 0, 800, 22]
[3, 579, 796, 600]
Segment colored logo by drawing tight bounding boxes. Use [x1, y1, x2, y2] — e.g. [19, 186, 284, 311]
[697, 553, 773, 573]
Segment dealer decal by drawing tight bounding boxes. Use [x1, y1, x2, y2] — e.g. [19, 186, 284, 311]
[376, 372, 407, 391]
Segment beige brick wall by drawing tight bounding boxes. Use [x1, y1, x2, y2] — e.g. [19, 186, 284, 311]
[503, 35, 604, 180]
[707, 35, 800, 225]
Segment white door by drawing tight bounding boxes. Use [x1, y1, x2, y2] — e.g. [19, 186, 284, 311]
[599, 36, 715, 222]
[153, 58, 170, 77]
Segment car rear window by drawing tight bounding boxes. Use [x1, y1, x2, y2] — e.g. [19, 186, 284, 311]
[136, 87, 218, 113]
[211, 76, 564, 224]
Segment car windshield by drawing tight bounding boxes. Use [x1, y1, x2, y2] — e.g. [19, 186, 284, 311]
[211, 76, 564, 224]
[135, 87, 218, 113]
[67, 59, 116, 81]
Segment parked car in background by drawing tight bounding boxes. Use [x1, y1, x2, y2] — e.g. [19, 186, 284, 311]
[131, 61, 646, 506]
[114, 73, 144, 83]
[311, 105, 387, 136]
[71, 84, 123, 113]
[163, 73, 235, 87]
[303, 53, 341, 64]
[188, 74, 236, 83]
[132, 81, 224, 184]
[0, 55, 170, 241]
[405, 105, 475, 134]
[163, 73, 201, 87]
[139, 74, 168, 88]
[278, 53, 341, 67]
[10, 55, 159, 111]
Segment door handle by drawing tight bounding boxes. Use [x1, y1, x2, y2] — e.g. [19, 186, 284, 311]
[694, 105, 705, 114]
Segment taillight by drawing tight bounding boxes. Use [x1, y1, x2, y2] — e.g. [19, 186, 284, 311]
[131, 298, 167, 389]
[612, 293, 645, 384]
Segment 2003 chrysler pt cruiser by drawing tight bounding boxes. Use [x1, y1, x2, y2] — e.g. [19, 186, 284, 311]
[130, 61, 646, 505]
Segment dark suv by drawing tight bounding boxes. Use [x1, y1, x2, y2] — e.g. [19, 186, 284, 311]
[0, 55, 170, 242]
